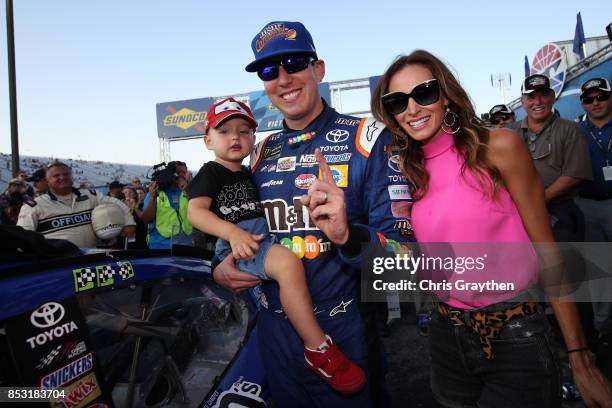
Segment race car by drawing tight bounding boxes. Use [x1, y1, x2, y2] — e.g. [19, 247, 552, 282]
[0, 227, 270, 408]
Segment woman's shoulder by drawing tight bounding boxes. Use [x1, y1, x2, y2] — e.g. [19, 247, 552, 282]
[487, 128, 525, 156]
[486, 128, 530, 171]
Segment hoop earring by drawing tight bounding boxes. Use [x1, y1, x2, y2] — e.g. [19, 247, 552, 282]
[441, 106, 460, 134]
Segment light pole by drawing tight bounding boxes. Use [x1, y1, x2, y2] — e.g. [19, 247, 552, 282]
[6, 0, 19, 176]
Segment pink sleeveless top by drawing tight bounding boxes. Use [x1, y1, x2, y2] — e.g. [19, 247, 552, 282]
[411, 131, 538, 309]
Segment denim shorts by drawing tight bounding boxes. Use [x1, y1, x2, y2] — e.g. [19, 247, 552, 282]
[215, 217, 276, 280]
[429, 308, 561, 408]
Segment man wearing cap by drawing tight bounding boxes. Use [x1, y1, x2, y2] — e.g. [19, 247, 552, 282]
[488, 104, 515, 128]
[575, 77, 612, 377]
[213, 21, 413, 407]
[25, 168, 48, 197]
[17, 162, 135, 248]
[506, 74, 592, 242]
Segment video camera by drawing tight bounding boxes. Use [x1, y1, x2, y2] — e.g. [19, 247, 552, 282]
[149, 162, 178, 190]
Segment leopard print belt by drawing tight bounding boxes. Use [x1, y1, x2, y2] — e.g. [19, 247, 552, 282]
[436, 301, 538, 359]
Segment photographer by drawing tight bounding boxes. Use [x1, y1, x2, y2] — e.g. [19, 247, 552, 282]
[140, 161, 193, 249]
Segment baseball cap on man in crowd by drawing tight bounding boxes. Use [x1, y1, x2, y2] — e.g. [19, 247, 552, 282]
[489, 104, 514, 117]
[521, 74, 554, 95]
[580, 78, 611, 98]
[205, 98, 258, 134]
[245, 21, 317, 72]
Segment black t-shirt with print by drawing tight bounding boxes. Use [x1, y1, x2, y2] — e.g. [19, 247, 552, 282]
[186, 161, 264, 224]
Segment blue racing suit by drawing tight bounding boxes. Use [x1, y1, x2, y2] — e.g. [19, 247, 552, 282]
[250, 101, 414, 407]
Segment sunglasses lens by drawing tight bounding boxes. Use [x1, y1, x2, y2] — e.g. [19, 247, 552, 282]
[581, 96, 594, 104]
[282, 56, 312, 74]
[411, 81, 440, 105]
[382, 93, 409, 115]
[257, 65, 279, 81]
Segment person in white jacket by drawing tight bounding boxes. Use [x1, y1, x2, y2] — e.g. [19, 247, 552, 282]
[17, 162, 135, 248]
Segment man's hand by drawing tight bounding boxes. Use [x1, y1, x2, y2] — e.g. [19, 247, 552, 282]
[228, 228, 264, 260]
[213, 254, 261, 293]
[300, 149, 349, 245]
[120, 225, 136, 239]
[148, 181, 158, 196]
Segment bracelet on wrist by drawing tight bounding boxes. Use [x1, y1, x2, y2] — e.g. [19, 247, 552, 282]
[567, 346, 590, 354]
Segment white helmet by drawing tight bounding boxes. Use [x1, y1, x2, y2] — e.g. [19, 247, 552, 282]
[92, 203, 125, 240]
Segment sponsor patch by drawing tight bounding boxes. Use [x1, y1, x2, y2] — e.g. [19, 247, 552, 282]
[50, 372, 101, 408]
[391, 201, 413, 219]
[334, 117, 361, 127]
[326, 129, 350, 143]
[295, 174, 317, 189]
[388, 155, 401, 173]
[261, 180, 283, 188]
[324, 153, 352, 163]
[212, 379, 265, 408]
[276, 156, 296, 172]
[394, 219, 414, 237]
[388, 184, 411, 200]
[388, 174, 407, 183]
[261, 197, 318, 232]
[319, 144, 349, 153]
[41, 352, 93, 388]
[260, 163, 276, 173]
[320, 165, 348, 188]
[263, 144, 282, 161]
[279, 235, 332, 259]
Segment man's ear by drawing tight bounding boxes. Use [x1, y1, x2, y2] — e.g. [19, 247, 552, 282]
[313, 59, 325, 83]
[204, 134, 212, 149]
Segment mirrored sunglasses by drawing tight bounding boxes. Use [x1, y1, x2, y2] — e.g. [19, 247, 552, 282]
[257, 55, 315, 81]
[381, 79, 440, 116]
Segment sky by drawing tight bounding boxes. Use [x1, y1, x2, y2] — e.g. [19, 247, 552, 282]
[0, 1, 610, 172]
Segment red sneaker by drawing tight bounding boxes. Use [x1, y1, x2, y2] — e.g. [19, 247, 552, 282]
[304, 336, 366, 394]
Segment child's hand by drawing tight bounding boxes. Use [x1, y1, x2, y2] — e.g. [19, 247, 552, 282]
[229, 228, 265, 260]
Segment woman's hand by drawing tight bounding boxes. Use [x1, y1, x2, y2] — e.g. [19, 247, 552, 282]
[570, 351, 612, 407]
[300, 149, 349, 245]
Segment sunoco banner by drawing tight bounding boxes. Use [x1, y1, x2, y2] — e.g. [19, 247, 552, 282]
[156, 97, 213, 139]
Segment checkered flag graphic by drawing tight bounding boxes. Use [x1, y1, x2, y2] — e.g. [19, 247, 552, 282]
[74, 267, 96, 292]
[97, 265, 115, 287]
[118, 261, 135, 280]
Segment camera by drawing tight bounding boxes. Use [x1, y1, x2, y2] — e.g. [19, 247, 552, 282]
[149, 162, 178, 190]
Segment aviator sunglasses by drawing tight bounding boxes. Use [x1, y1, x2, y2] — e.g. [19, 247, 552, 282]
[257, 55, 315, 81]
[381, 79, 440, 115]
[581, 94, 610, 104]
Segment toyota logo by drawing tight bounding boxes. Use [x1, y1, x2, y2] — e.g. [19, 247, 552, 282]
[30, 302, 65, 328]
[388, 155, 401, 173]
[326, 129, 349, 143]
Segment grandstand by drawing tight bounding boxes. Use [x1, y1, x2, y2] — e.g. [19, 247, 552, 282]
[0, 153, 150, 192]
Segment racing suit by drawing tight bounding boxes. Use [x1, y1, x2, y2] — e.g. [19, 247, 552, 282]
[17, 188, 135, 248]
[249, 101, 414, 407]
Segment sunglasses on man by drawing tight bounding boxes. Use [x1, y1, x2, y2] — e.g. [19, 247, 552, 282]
[581, 94, 610, 105]
[257, 55, 316, 81]
[381, 79, 440, 116]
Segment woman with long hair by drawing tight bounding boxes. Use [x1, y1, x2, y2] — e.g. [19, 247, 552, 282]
[371, 50, 611, 407]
